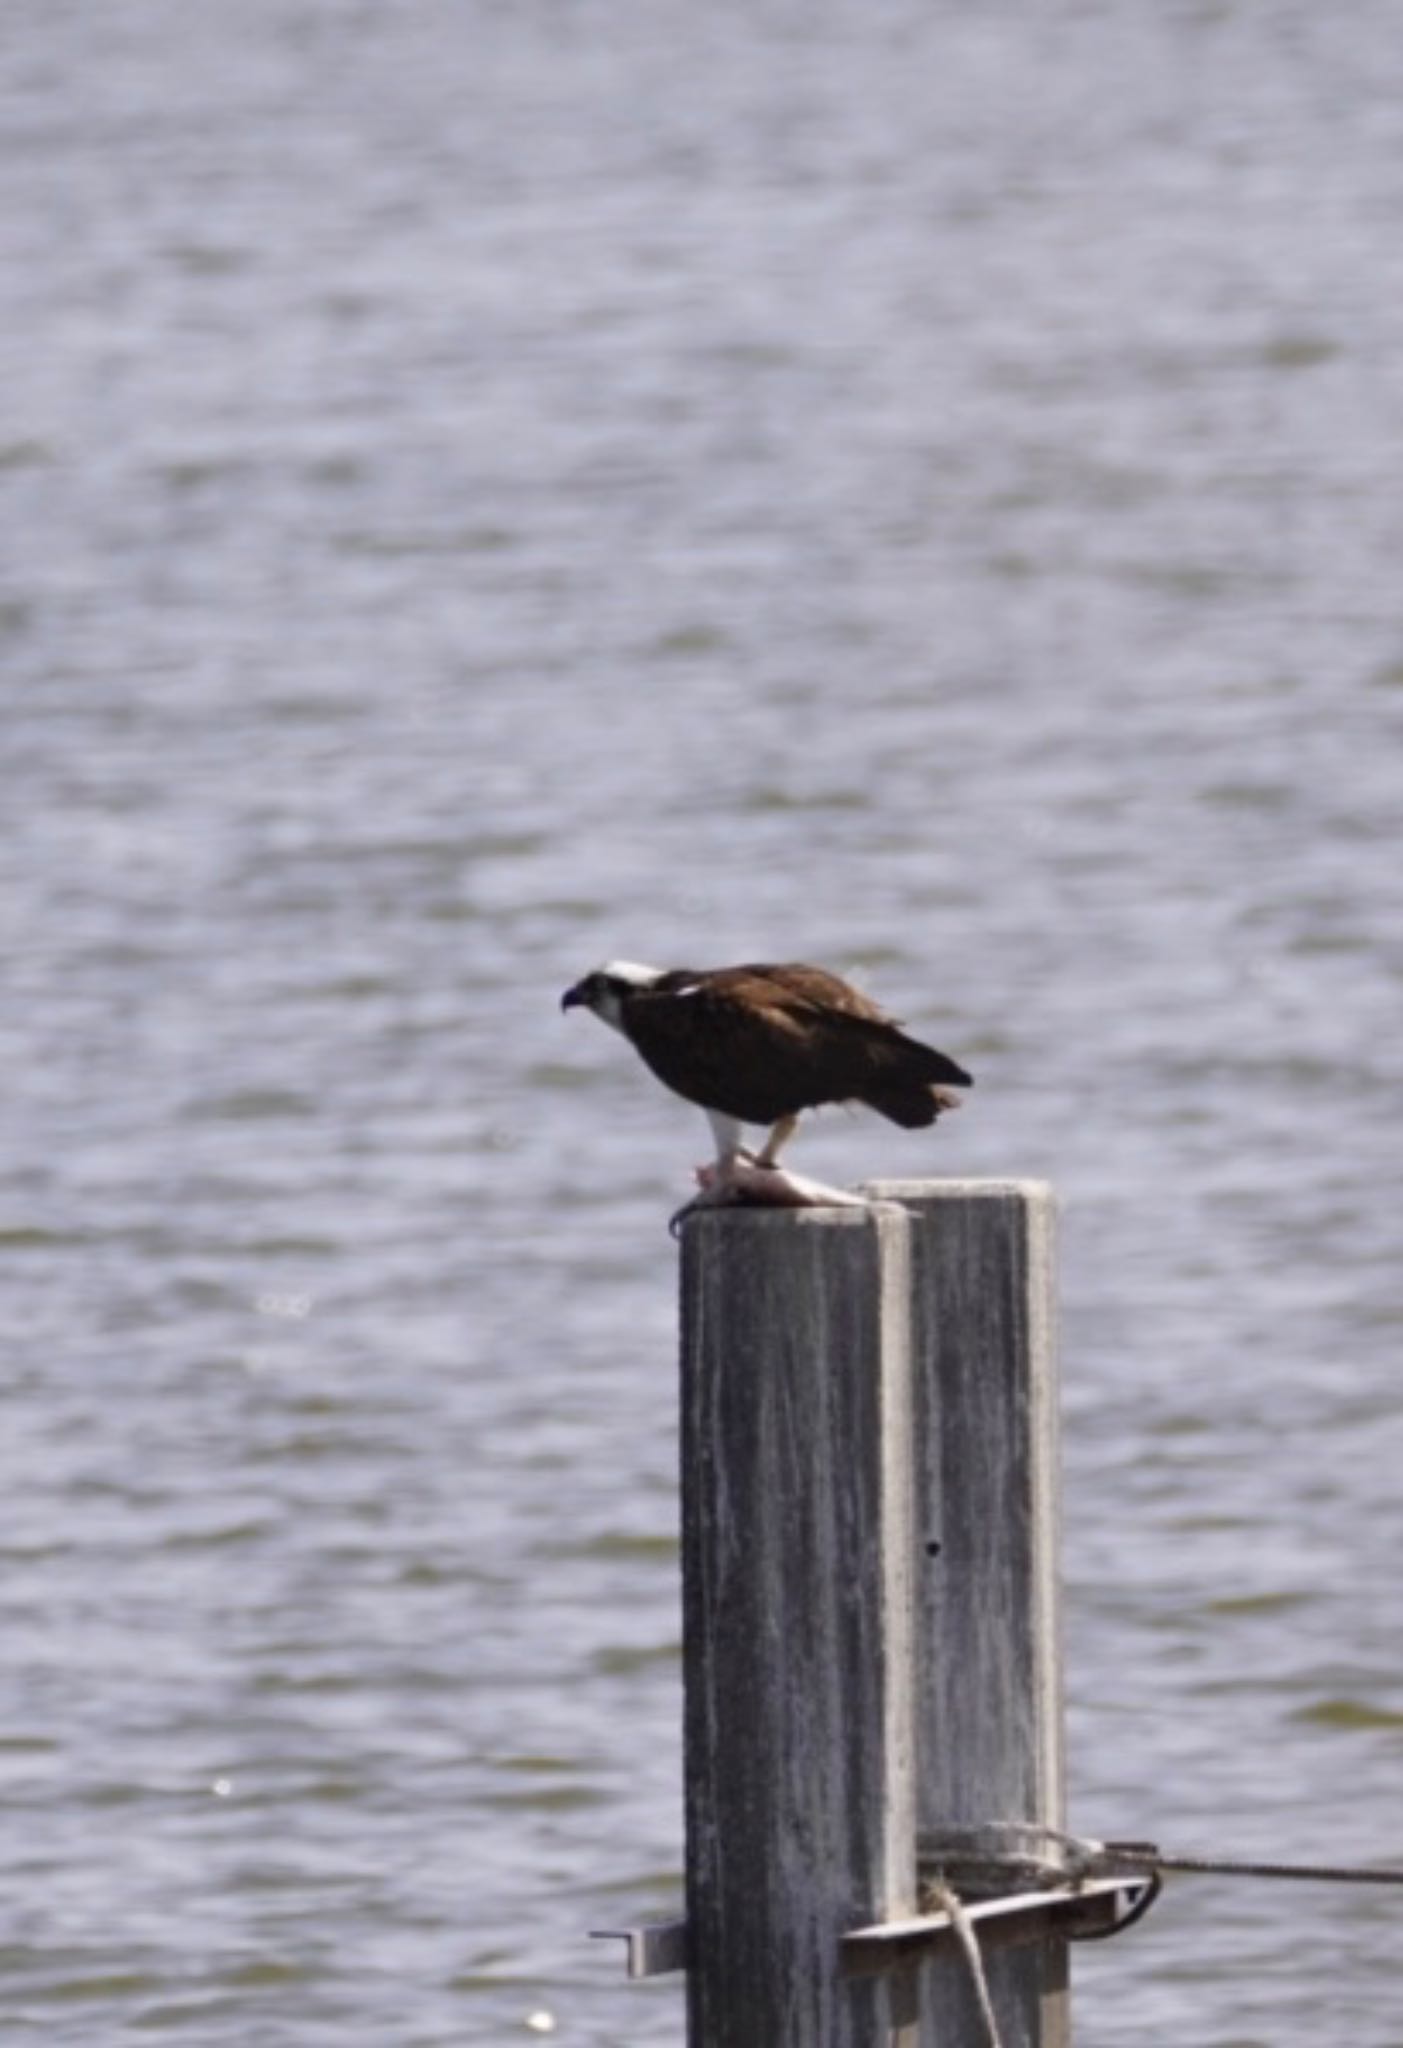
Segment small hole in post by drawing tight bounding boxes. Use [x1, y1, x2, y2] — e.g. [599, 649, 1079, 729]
[925, 1539, 942, 1557]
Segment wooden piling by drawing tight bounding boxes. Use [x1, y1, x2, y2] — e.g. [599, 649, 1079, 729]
[679, 1204, 920, 2047]
[676, 1182, 1066, 2047]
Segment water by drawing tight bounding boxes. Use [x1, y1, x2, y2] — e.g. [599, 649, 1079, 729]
[3, 2, 1402, 2041]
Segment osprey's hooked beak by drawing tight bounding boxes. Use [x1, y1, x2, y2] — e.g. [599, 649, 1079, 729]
[560, 981, 588, 1012]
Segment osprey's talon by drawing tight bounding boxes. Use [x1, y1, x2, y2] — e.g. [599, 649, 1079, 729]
[669, 1184, 744, 1237]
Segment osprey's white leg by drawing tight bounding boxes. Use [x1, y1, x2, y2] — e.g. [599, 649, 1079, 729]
[755, 1113, 800, 1169]
[705, 1109, 746, 1168]
[689, 1111, 755, 1201]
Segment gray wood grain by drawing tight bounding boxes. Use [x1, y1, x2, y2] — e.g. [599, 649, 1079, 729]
[680, 1204, 920, 2048]
[864, 1180, 1066, 2048]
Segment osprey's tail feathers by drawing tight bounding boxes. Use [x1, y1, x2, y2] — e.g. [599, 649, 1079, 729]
[856, 1028, 972, 1127]
[912, 1043, 973, 1089]
[860, 1081, 967, 1129]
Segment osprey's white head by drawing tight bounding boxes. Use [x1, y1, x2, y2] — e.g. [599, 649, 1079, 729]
[561, 960, 665, 1033]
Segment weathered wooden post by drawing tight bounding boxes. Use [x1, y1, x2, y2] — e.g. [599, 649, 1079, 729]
[865, 1180, 1065, 2048]
[596, 1179, 1109, 2040]
[679, 1204, 921, 2047]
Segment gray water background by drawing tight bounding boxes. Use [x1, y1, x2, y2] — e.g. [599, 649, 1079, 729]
[3, 2, 1403, 2042]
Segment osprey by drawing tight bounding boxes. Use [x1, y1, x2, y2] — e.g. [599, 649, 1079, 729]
[561, 960, 972, 1220]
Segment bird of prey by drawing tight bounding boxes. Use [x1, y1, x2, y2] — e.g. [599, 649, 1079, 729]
[561, 960, 972, 1222]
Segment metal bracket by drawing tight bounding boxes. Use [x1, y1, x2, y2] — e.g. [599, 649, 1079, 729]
[592, 1877, 1152, 1982]
[590, 1919, 690, 1980]
[843, 1877, 1153, 1977]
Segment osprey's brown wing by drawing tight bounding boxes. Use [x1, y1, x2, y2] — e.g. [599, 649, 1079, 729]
[725, 962, 894, 1022]
[624, 964, 971, 1127]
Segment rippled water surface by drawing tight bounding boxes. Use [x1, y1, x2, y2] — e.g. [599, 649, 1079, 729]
[3, 3, 1402, 2042]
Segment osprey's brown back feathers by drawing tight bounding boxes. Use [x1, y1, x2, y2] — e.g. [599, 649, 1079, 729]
[619, 962, 971, 1129]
